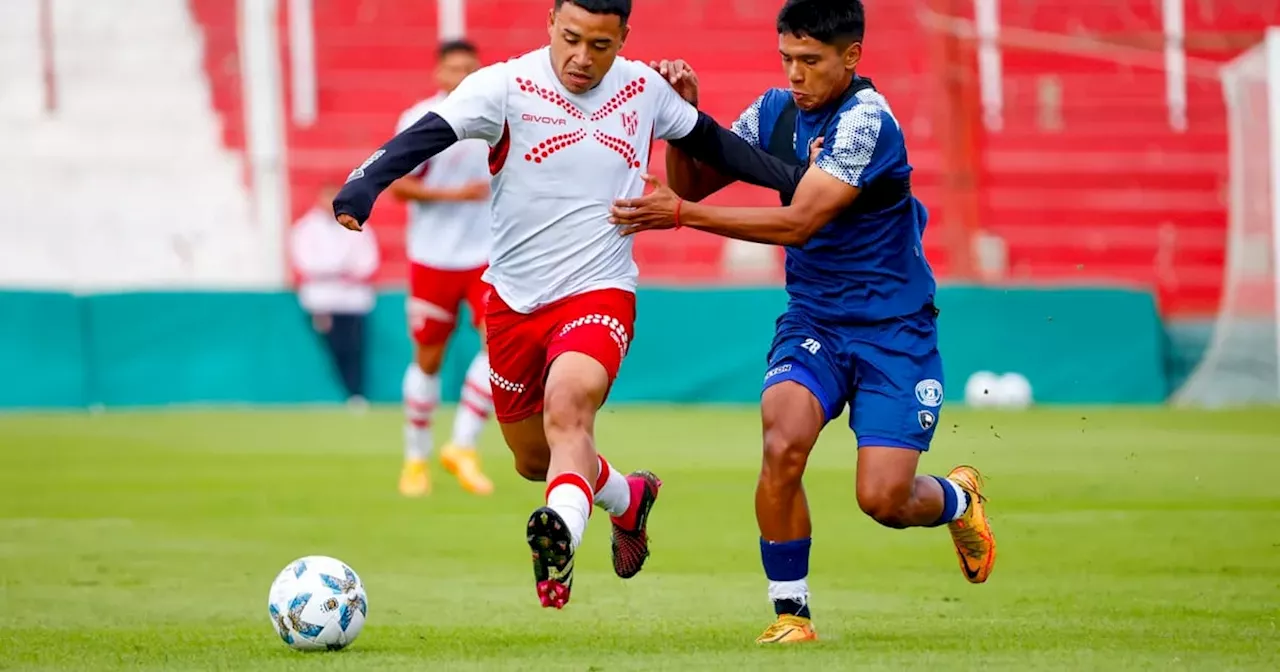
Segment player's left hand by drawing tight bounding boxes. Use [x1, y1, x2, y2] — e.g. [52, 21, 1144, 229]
[610, 174, 681, 236]
[336, 213, 363, 231]
[648, 59, 698, 106]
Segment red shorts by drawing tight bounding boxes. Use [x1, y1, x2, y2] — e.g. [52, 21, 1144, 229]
[407, 262, 492, 346]
[486, 288, 636, 424]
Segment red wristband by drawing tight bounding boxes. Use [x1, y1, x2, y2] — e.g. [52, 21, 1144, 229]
[674, 198, 683, 229]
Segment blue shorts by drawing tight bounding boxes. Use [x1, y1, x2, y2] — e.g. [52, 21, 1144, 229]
[762, 305, 944, 451]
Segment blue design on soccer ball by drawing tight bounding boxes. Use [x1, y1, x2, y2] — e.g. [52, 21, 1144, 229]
[287, 592, 325, 638]
[269, 603, 294, 645]
[339, 593, 366, 630]
[292, 560, 308, 578]
[320, 566, 358, 594]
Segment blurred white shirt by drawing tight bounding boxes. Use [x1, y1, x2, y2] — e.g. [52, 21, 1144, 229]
[290, 206, 380, 314]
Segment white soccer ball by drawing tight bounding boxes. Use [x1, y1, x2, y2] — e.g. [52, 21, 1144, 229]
[994, 372, 1034, 409]
[964, 371, 1001, 408]
[267, 555, 368, 651]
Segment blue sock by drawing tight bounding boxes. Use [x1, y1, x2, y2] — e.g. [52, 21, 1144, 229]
[929, 475, 968, 527]
[760, 537, 812, 618]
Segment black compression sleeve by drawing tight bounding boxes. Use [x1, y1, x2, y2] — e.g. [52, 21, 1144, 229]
[667, 111, 806, 200]
[332, 112, 460, 225]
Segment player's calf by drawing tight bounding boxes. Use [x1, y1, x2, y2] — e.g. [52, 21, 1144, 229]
[400, 360, 442, 497]
[499, 416, 551, 481]
[755, 382, 825, 642]
[855, 448, 996, 582]
[441, 351, 496, 495]
[537, 353, 607, 544]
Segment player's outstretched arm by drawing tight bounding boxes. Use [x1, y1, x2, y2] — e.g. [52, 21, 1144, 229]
[333, 63, 507, 230]
[611, 169, 858, 247]
[616, 102, 892, 246]
[332, 112, 461, 230]
[667, 112, 807, 201]
[665, 144, 733, 202]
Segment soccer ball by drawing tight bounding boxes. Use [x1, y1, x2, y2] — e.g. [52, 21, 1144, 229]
[994, 372, 1033, 409]
[267, 556, 368, 651]
[964, 370, 1001, 408]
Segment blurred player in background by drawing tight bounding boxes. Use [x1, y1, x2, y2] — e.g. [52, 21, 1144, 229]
[290, 184, 380, 409]
[611, 0, 997, 643]
[390, 39, 496, 498]
[334, 0, 813, 609]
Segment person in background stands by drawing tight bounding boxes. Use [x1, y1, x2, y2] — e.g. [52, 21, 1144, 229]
[290, 184, 381, 409]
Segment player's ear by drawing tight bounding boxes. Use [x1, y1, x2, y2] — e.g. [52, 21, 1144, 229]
[618, 24, 630, 49]
[546, 8, 556, 37]
[844, 41, 862, 72]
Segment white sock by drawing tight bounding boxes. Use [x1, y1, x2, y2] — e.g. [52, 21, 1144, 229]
[944, 478, 971, 522]
[767, 578, 810, 604]
[402, 363, 440, 461]
[593, 455, 631, 517]
[545, 473, 592, 549]
[449, 352, 493, 448]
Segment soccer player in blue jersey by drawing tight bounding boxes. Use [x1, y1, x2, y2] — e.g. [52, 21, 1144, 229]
[610, 0, 996, 643]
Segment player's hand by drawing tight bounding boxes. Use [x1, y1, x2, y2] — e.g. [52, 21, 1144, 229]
[336, 213, 363, 231]
[609, 174, 681, 236]
[809, 137, 824, 165]
[648, 59, 699, 106]
[455, 181, 490, 201]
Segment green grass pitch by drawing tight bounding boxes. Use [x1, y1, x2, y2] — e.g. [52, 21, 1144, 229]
[1, 406, 1277, 670]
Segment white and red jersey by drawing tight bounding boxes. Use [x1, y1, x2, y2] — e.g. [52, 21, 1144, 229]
[430, 47, 699, 313]
[396, 94, 494, 270]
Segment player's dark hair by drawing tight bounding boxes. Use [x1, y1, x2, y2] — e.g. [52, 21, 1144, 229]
[776, 0, 865, 46]
[437, 39, 478, 59]
[554, 0, 631, 24]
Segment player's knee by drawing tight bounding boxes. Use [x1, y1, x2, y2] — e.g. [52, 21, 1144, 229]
[415, 345, 445, 375]
[543, 356, 607, 436]
[542, 385, 593, 436]
[761, 429, 811, 484]
[857, 482, 912, 529]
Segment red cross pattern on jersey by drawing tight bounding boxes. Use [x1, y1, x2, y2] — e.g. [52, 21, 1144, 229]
[516, 76, 647, 168]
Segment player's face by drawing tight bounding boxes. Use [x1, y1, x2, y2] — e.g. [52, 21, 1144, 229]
[435, 50, 480, 94]
[546, 3, 629, 94]
[778, 33, 862, 111]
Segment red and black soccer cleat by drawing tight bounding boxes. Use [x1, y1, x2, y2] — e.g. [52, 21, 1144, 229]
[609, 470, 662, 579]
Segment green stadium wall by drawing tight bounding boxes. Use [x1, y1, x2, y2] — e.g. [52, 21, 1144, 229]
[0, 286, 1171, 409]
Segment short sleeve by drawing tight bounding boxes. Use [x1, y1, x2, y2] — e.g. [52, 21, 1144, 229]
[815, 103, 899, 188]
[729, 93, 766, 149]
[431, 63, 508, 145]
[651, 76, 699, 141]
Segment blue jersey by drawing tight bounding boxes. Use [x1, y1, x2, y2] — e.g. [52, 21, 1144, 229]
[731, 81, 936, 324]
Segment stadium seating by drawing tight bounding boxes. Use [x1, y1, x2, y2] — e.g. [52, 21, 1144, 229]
[188, 0, 1280, 316]
[1, 0, 268, 289]
[992, 1, 1280, 315]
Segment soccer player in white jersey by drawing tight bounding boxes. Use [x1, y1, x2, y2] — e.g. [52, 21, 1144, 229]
[333, 0, 809, 609]
[390, 39, 496, 499]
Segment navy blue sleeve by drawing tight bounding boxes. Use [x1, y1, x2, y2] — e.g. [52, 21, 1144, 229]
[668, 111, 806, 200]
[332, 112, 460, 225]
